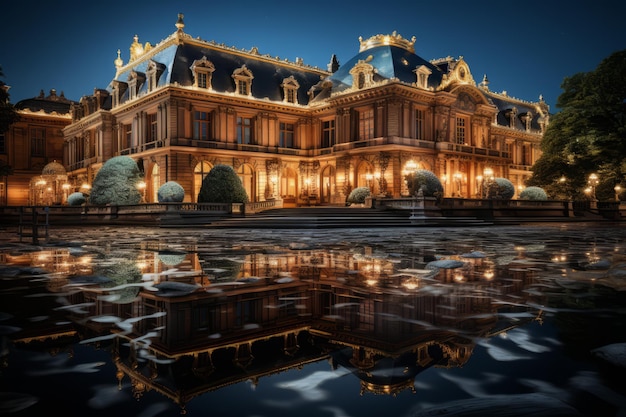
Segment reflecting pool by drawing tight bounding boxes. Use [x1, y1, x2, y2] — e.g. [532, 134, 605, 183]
[1, 223, 626, 417]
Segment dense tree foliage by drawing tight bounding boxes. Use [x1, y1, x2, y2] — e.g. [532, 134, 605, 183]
[0, 66, 19, 134]
[527, 50, 626, 200]
[197, 164, 248, 204]
[90, 156, 144, 205]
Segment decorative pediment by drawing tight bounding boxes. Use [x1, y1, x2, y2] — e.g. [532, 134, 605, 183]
[190, 56, 215, 72]
[438, 57, 476, 91]
[349, 59, 376, 90]
[232, 65, 253, 80]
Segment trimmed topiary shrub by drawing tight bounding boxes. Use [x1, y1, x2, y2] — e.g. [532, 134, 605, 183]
[158, 181, 185, 203]
[197, 164, 248, 204]
[405, 169, 443, 197]
[67, 192, 86, 206]
[346, 186, 371, 205]
[488, 177, 515, 200]
[519, 186, 548, 200]
[90, 156, 144, 205]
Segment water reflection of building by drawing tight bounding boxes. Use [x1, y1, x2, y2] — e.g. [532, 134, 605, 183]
[3, 244, 545, 413]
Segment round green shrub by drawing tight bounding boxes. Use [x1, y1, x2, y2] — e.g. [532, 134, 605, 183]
[197, 164, 249, 204]
[519, 186, 548, 200]
[405, 169, 443, 197]
[67, 192, 86, 206]
[346, 186, 371, 204]
[90, 156, 144, 205]
[157, 181, 185, 203]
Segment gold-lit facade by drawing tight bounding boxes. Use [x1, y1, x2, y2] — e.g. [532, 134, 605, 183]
[60, 14, 549, 205]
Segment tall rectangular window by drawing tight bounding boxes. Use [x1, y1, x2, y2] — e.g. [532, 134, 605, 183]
[322, 120, 335, 148]
[359, 109, 374, 140]
[147, 113, 158, 142]
[123, 124, 132, 149]
[0, 133, 6, 153]
[279, 122, 294, 148]
[237, 117, 253, 144]
[415, 109, 424, 139]
[30, 128, 45, 157]
[455, 117, 466, 145]
[193, 111, 211, 140]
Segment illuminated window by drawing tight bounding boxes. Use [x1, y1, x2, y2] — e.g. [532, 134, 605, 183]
[455, 117, 466, 144]
[30, 128, 45, 157]
[359, 108, 374, 140]
[190, 56, 215, 89]
[279, 122, 294, 148]
[415, 108, 424, 139]
[237, 117, 253, 144]
[281, 76, 300, 104]
[322, 120, 335, 148]
[193, 111, 212, 140]
[232, 65, 253, 96]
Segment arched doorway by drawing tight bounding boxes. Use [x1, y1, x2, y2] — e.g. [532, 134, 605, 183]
[194, 161, 212, 202]
[321, 165, 335, 204]
[238, 164, 255, 202]
[280, 167, 297, 206]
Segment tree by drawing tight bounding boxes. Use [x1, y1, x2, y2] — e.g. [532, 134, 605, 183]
[527, 50, 626, 200]
[90, 156, 144, 205]
[0, 66, 20, 134]
[197, 164, 248, 204]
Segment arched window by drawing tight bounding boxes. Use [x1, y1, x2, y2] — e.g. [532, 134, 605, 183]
[194, 161, 212, 202]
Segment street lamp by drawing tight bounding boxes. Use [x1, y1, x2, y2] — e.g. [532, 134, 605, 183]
[614, 185, 622, 201]
[587, 173, 599, 201]
[137, 181, 147, 203]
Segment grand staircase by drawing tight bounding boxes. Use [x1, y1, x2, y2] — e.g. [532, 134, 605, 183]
[205, 206, 490, 229]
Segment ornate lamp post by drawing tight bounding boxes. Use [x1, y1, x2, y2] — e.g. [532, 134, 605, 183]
[614, 185, 621, 202]
[453, 172, 463, 197]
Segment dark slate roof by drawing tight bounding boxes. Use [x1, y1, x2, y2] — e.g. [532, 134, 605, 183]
[325, 45, 445, 93]
[486, 93, 546, 130]
[110, 40, 326, 105]
[15, 90, 75, 115]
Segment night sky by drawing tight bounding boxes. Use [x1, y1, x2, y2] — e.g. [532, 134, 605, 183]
[1, 0, 624, 112]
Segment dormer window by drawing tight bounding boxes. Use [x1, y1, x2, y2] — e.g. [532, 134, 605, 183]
[190, 56, 215, 89]
[281, 76, 300, 104]
[146, 60, 165, 92]
[349, 60, 375, 90]
[127, 70, 145, 100]
[111, 80, 128, 107]
[232, 65, 253, 96]
[414, 65, 432, 89]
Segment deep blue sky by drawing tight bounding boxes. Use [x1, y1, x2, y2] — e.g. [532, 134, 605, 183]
[1, 0, 624, 112]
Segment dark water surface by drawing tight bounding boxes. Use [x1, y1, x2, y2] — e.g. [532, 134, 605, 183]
[1, 223, 626, 417]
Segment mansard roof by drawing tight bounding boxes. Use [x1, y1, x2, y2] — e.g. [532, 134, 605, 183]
[108, 16, 328, 106]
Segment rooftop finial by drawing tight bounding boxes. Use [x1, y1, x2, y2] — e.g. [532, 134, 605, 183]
[114, 49, 124, 69]
[176, 13, 185, 31]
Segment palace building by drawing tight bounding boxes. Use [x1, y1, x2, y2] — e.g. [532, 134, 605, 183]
[58, 14, 549, 206]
